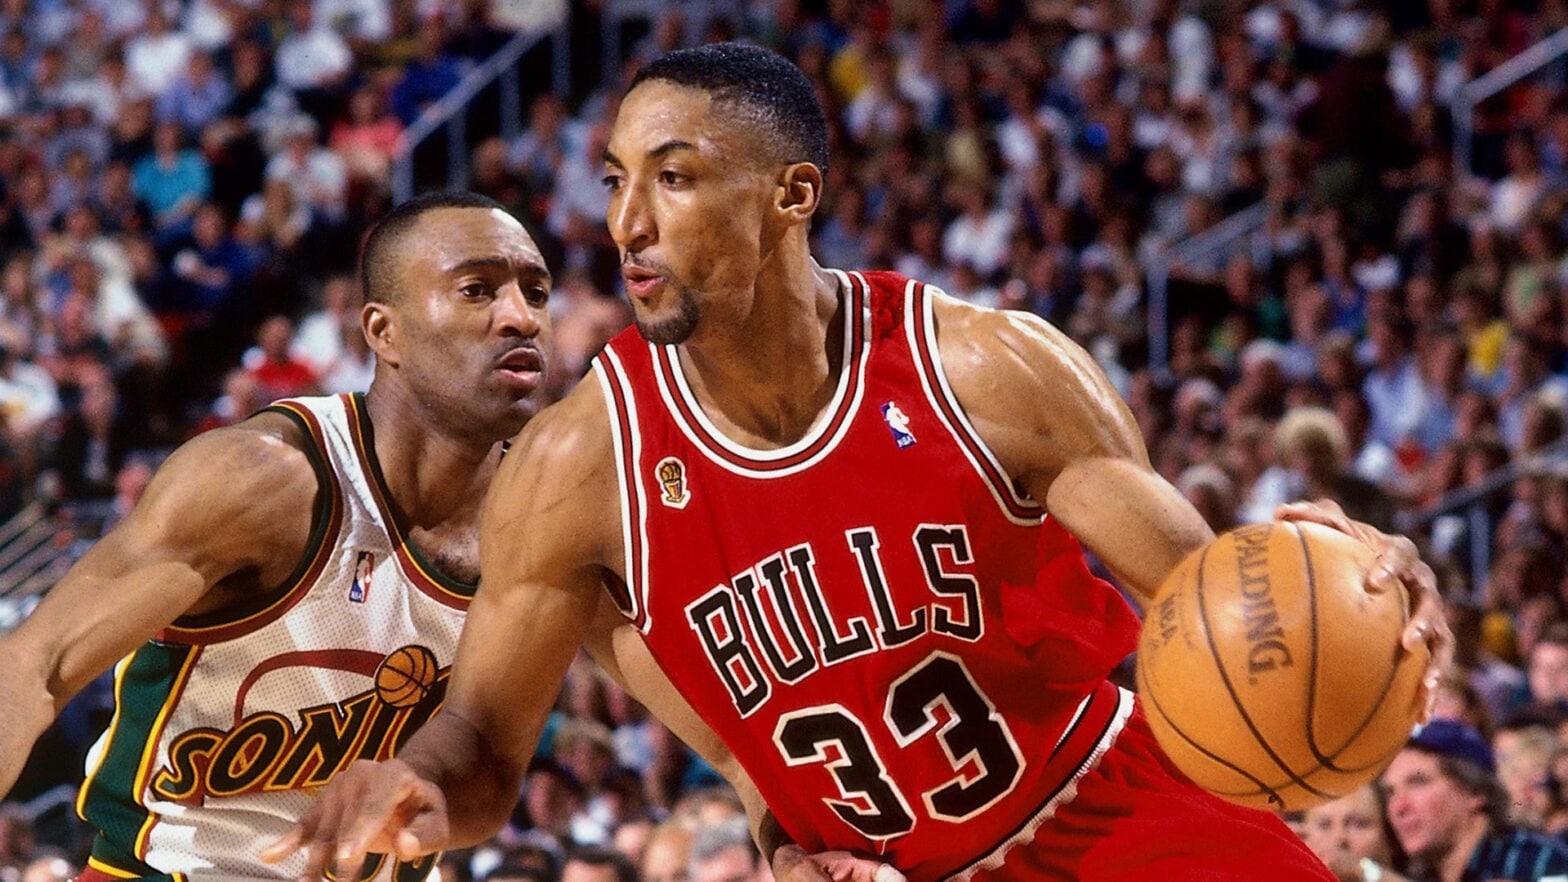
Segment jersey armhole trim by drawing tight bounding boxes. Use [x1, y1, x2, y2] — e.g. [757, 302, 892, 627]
[593, 349, 650, 631]
[906, 284, 1045, 527]
[157, 401, 343, 644]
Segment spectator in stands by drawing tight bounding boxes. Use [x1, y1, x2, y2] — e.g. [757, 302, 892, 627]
[330, 84, 403, 186]
[51, 366, 130, 500]
[1382, 719, 1568, 881]
[391, 16, 464, 126]
[560, 848, 635, 882]
[0, 341, 59, 449]
[687, 819, 757, 882]
[639, 822, 691, 882]
[1301, 784, 1410, 882]
[170, 202, 256, 318]
[123, 3, 191, 99]
[131, 121, 210, 229]
[1528, 623, 1568, 711]
[242, 314, 317, 401]
[155, 51, 230, 134]
[265, 115, 348, 224]
[1491, 711, 1564, 832]
[274, 0, 352, 123]
[509, 93, 577, 201]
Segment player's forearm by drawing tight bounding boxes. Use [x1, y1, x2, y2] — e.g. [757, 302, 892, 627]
[395, 709, 531, 848]
[0, 644, 63, 797]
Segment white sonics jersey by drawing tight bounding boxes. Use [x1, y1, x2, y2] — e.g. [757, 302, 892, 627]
[77, 394, 472, 882]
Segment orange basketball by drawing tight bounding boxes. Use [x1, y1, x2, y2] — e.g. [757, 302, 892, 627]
[1135, 520, 1427, 812]
[375, 644, 438, 708]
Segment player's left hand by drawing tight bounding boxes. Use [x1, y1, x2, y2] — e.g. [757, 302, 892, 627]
[772, 845, 906, 882]
[1275, 499, 1452, 722]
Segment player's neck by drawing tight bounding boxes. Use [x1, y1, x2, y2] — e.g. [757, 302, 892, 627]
[362, 381, 498, 527]
[677, 258, 845, 447]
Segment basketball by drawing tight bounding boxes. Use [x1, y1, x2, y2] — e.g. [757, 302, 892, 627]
[1135, 520, 1428, 812]
[375, 644, 439, 708]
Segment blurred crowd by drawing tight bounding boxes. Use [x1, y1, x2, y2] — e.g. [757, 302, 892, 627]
[8, 0, 1568, 880]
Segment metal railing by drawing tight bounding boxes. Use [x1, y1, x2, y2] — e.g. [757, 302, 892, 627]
[1452, 26, 1568, 179]
[391, 0, 734, 204]
[0, 503, 72, 631]
[1143, 201, 1268, 380]
[391, 25, 570, 203]
[1400, 436, 1568, 599]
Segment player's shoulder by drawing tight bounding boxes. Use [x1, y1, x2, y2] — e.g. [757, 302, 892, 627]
[925, 290, 1089, 386]
[923, 293, 1142, 472]
[492, 378, 615, 500]
[146, 412, 322, 522]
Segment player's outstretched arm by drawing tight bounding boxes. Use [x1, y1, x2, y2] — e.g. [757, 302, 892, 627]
[0, 415, 319, 796]
[265, 391, 612, 879]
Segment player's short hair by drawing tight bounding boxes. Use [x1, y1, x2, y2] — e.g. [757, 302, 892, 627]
[359, 191, 510, 304]
[628, 41, 829, 176]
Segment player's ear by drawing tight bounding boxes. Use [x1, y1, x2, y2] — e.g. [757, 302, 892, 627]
[362, 300, 398, 367]
[775, 162, 822, 225]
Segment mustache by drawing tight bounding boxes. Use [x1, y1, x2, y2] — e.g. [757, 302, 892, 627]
[622, 255, 673, 276]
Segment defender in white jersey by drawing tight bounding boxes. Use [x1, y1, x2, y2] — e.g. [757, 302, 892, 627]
[0, 191, 553, 882]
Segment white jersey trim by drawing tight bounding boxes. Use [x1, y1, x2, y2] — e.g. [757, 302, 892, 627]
[905, 283, 1045, 528]
[651, 269, 874, 478]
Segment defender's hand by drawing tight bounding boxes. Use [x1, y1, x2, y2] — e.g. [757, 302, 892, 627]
[772, 845, 906, 882]
[1276, 499, 1453, 720]
[260, 759, 449, 882]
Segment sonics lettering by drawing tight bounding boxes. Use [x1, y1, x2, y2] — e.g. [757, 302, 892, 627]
[686, 524, 981, 716]
[152, 645, 448, 804]
[1233, 525, 1293, 675]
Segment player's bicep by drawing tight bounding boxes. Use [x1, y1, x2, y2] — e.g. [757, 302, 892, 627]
[936, 300, 1208, 603]
[5, 425, 317, 705]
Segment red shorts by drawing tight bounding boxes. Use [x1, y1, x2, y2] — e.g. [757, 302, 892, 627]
[972, 704, 1334, 881]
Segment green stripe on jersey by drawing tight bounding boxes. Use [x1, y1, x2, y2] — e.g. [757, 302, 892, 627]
[78, 641, 197, 873]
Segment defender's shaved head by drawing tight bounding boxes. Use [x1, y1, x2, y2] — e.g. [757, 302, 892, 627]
[360, 191, 512, 304]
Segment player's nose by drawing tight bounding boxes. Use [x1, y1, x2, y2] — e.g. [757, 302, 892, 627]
[493, 282, 541, 338]
[608, 186, 655, 251]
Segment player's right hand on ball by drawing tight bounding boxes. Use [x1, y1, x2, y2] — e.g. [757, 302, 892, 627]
[260, 758, 449, 881]
[772, 845, 907, 882]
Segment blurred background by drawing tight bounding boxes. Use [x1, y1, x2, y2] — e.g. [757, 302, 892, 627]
[1, 1, 1567, 881]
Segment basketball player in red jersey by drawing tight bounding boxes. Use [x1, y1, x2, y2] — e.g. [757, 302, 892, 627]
[0, 192, 552, 882]
[271, 44, 1451, 881]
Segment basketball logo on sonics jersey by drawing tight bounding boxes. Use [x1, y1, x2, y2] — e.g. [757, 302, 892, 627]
[881, 402, 915, 448]
[349, 550, 374, 603]
[149, 644, 447, 804]
[656, 456, 690, 509]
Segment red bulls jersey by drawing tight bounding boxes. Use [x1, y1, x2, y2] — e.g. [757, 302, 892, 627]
[593, 271, 1141, 881]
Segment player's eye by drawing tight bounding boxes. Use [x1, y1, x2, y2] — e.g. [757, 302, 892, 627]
[602, 173, 623, 190]
[460, 282, 490, 299]
[659, 170, 688, 187]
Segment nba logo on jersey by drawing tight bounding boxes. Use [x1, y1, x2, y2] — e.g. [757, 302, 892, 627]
[349, 551, 374, 603]
[881, 401, 916, 448]
[656, 457, 690, 509]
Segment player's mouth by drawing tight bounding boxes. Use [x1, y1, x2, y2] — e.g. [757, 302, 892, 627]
[622, 264, 666, 300]
[494, 346, 544, 391]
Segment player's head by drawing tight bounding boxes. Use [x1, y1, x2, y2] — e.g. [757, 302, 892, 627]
[1380, 720, 1505, 863]
[358, 191, 552, 442]
[606, 42, 829, 345]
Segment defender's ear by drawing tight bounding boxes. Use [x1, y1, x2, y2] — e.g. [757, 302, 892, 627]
[775, 162, 823, 225]
[362, 301, 397, 367]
